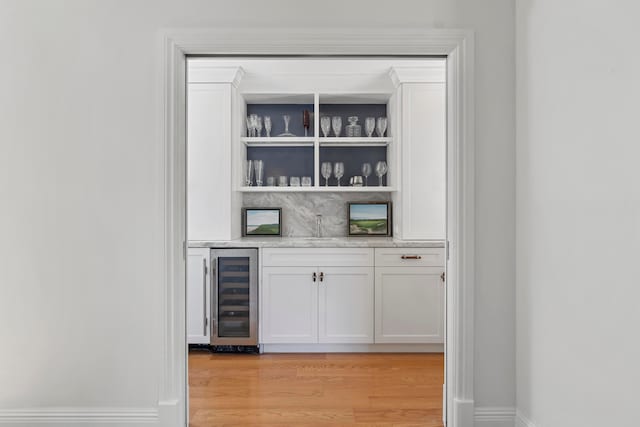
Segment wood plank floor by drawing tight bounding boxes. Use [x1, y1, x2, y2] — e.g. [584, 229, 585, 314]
[189, 352, 444, 427]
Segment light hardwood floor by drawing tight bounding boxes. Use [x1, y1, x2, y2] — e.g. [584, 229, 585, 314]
[189, 352, 444, 427]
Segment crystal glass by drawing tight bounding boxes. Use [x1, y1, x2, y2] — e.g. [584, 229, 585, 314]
[278, 176, 288, 186]
[249, 114, 258, 137]
[266, 176, 275, 186]
[334, 162, 345, 187]
[321, 162, 332, 186]
[376, 116, 388, 137]
[375, 160, 388, 186]
[245, 160, 254, 186]
[278, 114, 295, 136]
[346, 116, 361, 137]
[264, 116, 272, 137]
[246, 116, 253, 137]
[290, 176, 300, 186]
[301, 176, 312, 187]
[331, 116, 342, 137]
[365, 117, 375, 138]
[255, 116, 263, 138]
[361, 162, 372, 186]
[253, 160, 264, 186]
[320, 116, 331, 137]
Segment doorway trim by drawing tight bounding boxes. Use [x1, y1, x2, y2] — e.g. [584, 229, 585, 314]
[159, 28, 475, 427]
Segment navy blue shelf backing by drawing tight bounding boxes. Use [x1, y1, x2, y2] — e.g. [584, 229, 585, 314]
[246, 146, 315, 186]
[246, 104, 314, 137]
[319, 104, 387, 137]
[319, 146, 388, 187]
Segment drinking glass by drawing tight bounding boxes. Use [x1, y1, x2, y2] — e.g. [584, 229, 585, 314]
[245, 160, 254, 186]
[255, 116, 263, 138]
[361, 163, 372, 186]
[278, 114, 295, 136]
[321, 162, 332, 186]
[264, 116, 272, 137]
[246, 116, 253, 137]
[253, 160, 264, 186]
[376, 116, 388, 137]
[365, 117, 376, 137]
[301, 176, 312, 187]
[320, 116, 331, 137]
[375, 160, 388, 186]
[331, 116, 342, 137]
[249, 114, 258, 137]
[266, 176, 275, 186]
[334, 162, 345, 187]
[290, 176, 300, 186]
[278, 176, 288, 187]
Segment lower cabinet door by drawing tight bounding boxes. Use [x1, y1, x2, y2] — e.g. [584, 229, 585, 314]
[187, 248, 210, 344]
[261, 266, 318, 343]
[318, 267, 374, 344]
[375, 266, 444, 343]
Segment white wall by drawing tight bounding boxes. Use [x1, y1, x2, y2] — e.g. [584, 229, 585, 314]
[0, 0, 515, 420]
[516, 1, 640, 425]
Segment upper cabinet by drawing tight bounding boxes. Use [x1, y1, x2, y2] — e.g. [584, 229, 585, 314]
[390, 66, 447, 240]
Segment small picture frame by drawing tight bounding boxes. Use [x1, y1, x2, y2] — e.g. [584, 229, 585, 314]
[348, 202, 392, 236]
[242, 208, 282, 237]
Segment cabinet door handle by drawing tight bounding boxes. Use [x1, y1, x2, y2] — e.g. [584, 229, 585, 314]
[312, 271, 317, 282]
[202, 258, 208, 336]
[211, 257, 217, 336]
[319, 271, 324, 282]
[401, 255, 422, 260]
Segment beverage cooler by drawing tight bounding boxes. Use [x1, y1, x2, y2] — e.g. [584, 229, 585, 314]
[210, 248, 258, 347]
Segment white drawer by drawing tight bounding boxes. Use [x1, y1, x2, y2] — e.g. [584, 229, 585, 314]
[262, 248, 374, 267]
[374, 247, 444, 267]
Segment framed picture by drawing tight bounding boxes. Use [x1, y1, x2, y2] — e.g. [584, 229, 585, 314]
[348, 202, 392, 236]
[242, 208, 282, 236]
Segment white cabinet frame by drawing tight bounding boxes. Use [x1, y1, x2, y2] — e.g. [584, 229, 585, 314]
[162, 28, 475, 427]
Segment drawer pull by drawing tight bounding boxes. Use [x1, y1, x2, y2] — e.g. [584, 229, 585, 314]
[401, 255, 422, 260]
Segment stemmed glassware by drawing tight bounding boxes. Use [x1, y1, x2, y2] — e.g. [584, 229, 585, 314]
[278, 114, 295, 137]
[264, 116, 271, 137]
[255, 117, 263, 138]
[245, 160, 254, 186]
[331, 116, 342, 137]
[361, 163, 372, 186]
[253, 160, 264, 186]
[334, 162, 345, 187]
[321, 162, 332, 186]
[375, 160, 388, 186]
[320, 116, 331, 138]
[376, 116, 388, 137]
[365, 117, 376, 138]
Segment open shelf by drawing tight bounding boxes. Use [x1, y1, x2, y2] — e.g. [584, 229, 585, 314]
[242, 137, 315, 146]
[319, 137, 391, 146]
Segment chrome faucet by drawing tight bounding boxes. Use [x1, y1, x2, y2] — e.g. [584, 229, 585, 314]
[315, 215, 322, 238]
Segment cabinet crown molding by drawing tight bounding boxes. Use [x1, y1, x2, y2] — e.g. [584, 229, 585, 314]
[389, 65, 446, 87]
[188, 65, 245, 86]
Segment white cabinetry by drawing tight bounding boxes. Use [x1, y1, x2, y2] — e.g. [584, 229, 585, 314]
[374, 248, 445, 343]
[261, 248, 374, 344]
[186, 248, 211, 344]
[187, 66, 244, 241]
[391, 66, 446, 240]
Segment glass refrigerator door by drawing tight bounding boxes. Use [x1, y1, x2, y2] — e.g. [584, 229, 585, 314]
[217, 256, 251, 337]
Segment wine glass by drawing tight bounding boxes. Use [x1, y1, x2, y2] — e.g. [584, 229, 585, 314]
[255, 116, 263, 138]
[320, 116, 331, 137]
[334, 162, 345, 187]
[361, 163, 372, 186]
[376, 116, 388, 137]
[365, 117, 375, 137]
[264, 116, 272, 137]
[246, 116, 252, 137]
[249, 114, 258, 137]
[375, 160, 388, 186]
[321, 162, 332, 186]
[278, 114, 295, 136]
[331, 116, 342, 137]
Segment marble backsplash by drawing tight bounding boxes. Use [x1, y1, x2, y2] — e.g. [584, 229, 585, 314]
[243, 192, 391, 238]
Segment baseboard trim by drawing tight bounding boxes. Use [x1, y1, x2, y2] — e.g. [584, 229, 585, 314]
[515, 411, 536, 427]
[261, 343, 444, 353]
[0, 407, 159, 424]
[474, 406, 516, 427]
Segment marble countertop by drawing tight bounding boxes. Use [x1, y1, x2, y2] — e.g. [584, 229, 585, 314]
[189, 237, 445, 248]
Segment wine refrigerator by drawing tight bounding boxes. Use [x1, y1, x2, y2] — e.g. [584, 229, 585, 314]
[210, 248, 258, 347]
